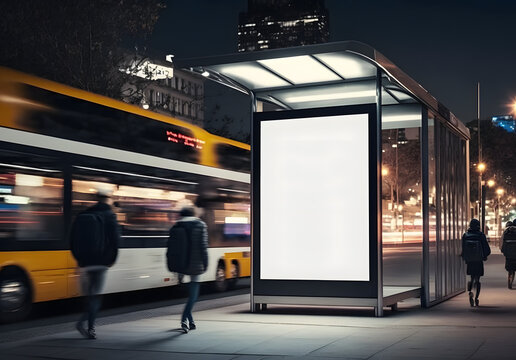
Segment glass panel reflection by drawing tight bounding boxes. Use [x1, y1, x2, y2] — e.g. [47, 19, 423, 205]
[428, 114, 437, 301]
[382, 117, 422, 287]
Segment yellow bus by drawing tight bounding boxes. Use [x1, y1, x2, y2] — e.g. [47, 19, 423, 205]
[0, 67, 251, 322]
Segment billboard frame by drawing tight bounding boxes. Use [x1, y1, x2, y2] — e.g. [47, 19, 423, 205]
[251, 104, 380, 309]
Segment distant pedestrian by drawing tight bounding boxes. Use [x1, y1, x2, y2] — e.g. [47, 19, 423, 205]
[501, 220, 516, 289]
[71, 188, 120, 339]
[461, 219, 490, 307]
[167, 205, 208, 333]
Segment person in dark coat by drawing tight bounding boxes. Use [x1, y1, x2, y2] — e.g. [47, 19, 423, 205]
[171, 205, 208, 333]
[461, 219, 490, 306]
[501, 220, 516, 289]
[71, 188, 120, 339]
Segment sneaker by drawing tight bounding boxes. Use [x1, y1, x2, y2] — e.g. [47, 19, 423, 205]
[189, 322, 196, 330]
[87, 328, 96, 339]
[475, 298, 479, 307]
[468, 292, 474, 307]
[181, 322, 189, 334]
[76, 322, 89, 338]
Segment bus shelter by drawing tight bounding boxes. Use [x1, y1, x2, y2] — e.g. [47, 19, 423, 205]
[176, 41, 470, 316]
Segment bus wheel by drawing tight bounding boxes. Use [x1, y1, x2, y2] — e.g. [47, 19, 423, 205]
[0, 268, 32, 323]
[214, 261, 227, 292]
[227, 262, 239, 290]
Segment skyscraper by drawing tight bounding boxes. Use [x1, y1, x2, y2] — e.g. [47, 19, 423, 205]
[238, 0, 329, 52]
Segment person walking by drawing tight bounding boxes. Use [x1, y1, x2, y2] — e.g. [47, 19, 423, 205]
[501, 220, 516, 289]
[71, 188, 120, 339]
[167, 205, 208, 333]
[461, 219, 490, 307]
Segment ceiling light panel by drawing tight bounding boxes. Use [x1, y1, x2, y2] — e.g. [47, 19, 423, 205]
[386, 88, 415, 102]
[258, 56, 341, 84]
[270, 81, 377, 108]
[211, 62, 290, 89]
[314, 52, 377, 79]
[381, 104, 422, 129]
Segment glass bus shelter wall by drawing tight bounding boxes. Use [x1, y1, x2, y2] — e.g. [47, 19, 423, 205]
[381, 105, 467, 305]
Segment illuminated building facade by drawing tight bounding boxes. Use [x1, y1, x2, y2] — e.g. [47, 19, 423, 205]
[120, 55, 204, 127]
[492, 115, 515, 133]
[238, 0, 329, 52]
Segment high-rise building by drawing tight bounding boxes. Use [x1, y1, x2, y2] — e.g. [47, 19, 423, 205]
[238, 0, 329, 52]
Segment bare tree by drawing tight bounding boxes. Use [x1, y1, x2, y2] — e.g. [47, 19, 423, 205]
[0, 0, 165, 99]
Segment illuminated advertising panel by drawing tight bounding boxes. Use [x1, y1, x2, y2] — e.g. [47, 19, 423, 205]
[260, 113, 369, 281]
[252, 105, 378, 298]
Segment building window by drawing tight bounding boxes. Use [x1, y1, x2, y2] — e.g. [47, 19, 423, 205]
[149, 89, 154, 105]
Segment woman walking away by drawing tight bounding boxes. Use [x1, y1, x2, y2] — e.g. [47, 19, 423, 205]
[461, 219, 491, 307]
[501, 220, 516, 289]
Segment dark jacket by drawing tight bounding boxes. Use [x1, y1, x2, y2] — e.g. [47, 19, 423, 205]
[501, 226, 516, 258]
[461, 229, 491, 262]
[71, 202, 120, 267]
[172, 216, 208, 275]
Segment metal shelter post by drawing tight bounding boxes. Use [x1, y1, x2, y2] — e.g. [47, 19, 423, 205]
[375, 68, 383, 317]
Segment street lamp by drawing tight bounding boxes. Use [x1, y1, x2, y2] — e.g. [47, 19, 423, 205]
[398, 204, 404, 243]
[382, 167, 394, 215]
[496, 188, 505, 239]
[478, 163, 486, 232]
[487, 179, 495, 188]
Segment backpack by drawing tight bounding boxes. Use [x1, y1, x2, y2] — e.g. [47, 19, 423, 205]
[71, 211, 106, 265]
[462, 235, 484, 262]
[167, 223, 190, 273]
[167, 220, 207, 275]
[503, 227, 516, 258]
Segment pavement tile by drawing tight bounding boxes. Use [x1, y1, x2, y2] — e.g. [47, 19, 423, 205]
[236, 337, 335, 357]
[309, 328, 416, 359]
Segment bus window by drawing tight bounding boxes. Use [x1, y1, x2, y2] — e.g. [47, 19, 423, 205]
[0, 151, 63, 244]
[71, 167, 197, 248]
[20, 85, 201, 165]
[204, 201, 250, 248]
[215, 144, 250, 173]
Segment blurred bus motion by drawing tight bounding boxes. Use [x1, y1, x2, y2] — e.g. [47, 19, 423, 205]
[0, 67, 250, 322]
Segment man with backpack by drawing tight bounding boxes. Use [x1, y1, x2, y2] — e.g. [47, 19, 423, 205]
[461, 219, 490, 307]
[501, 220, 516, 289]
[167, 205, 208, 333]
[71, 188, 120, 339]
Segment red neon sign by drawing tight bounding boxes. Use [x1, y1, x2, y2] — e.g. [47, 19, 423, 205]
[166, 130, 205, 149]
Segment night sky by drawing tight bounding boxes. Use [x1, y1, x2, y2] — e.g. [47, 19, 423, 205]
[149, 0, 516, 124]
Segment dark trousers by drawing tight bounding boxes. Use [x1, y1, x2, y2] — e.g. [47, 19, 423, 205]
[79, 268, 107, 330]
[181, 280, 200, 324]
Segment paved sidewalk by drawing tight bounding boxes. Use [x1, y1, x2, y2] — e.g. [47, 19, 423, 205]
[2, 250, 516, 360]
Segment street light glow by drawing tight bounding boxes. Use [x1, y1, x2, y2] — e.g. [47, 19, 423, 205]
[496, 188, 504, 196]
[382, 167, 389, 176]
[478, 163, 486, 172]
[487, 179, 495, 187]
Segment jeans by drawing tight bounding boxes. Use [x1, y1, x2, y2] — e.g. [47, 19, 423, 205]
[181, 276, 200, 324]
[79, 268, 107, 330]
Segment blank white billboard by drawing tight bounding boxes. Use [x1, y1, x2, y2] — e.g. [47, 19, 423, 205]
[260, 113, 370, 281]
